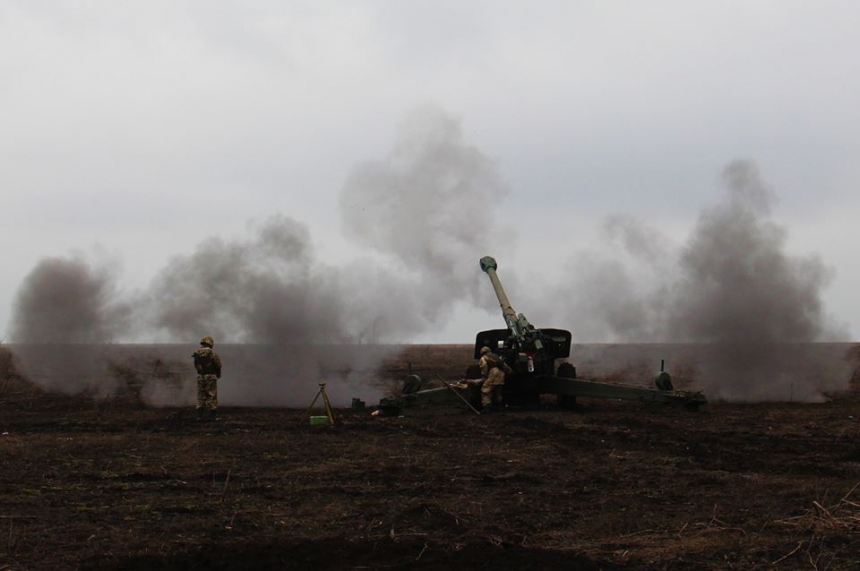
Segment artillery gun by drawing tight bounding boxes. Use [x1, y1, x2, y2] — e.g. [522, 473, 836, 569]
[377, 256, 707, 415]
[475, 256, 706, 409]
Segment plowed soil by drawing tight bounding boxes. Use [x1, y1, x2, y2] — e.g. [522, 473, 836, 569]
[2, 345, 860, 570]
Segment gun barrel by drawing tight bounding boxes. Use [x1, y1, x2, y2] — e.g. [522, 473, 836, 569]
[480, 256, 519, 334]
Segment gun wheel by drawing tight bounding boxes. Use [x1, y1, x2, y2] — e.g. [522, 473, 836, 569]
[556, 362, 576, 378]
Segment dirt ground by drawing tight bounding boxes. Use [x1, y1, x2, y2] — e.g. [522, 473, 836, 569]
[2, 345, 860, 570]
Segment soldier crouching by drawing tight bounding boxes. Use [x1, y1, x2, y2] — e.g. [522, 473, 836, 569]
[192, 336, 222, 420]
[479, 346, 513, 413]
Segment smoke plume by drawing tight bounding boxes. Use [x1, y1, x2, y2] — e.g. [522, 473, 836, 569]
[666, 161, 848, 400]
[6, 109, 850, 403]
[10, 255, 130, 343]
[668, 161, 832, 343]
[544, 160, 849, 400]
[138, 214, 348, 343]
[340, 105, 512, 323]
[7, 107, 513, 404]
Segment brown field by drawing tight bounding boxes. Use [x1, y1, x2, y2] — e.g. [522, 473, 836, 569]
[2, 344, 860, 570]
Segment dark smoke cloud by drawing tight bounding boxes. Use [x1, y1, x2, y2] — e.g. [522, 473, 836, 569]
[10, 255, 130, 343]
[541, 159, 849, 400]
[665, 161, 848, 400]
[668, 160, 832, 343]
[7, 116, 851, 403]
[138, 214, 349, 343]
[9, 107, 511, 348]
[7, 107, 513, 403]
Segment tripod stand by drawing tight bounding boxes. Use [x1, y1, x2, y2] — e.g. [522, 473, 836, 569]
[305, 383, 335, 425]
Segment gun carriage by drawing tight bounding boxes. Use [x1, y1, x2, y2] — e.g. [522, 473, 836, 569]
[378, 256, 707, 415]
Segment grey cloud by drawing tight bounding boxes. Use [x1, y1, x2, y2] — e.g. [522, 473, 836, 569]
[9, 255, 130, 344]
[4, 100, 853, 404]
[340, 105, 513, 304]
[537, 160, 849, 401]
[10, 107, 512, 348]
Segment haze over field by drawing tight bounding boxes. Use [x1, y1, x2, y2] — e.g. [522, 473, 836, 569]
[8, 122, 848, 352]
[2, 3, 858, 401]
[7, 151, 855, 403]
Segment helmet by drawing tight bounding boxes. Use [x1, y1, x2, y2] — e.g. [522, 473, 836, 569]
[480, 346, 491, 355]
[200, 336, 214, 347]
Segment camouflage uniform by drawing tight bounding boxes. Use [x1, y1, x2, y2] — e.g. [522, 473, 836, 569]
[479, 347, 512, 409]
[193, 336, 222, 419]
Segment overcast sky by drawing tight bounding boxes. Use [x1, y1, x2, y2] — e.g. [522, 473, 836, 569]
[2, 1, 858, 345]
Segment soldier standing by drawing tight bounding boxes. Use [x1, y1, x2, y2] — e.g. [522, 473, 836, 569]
[479, 346, 512, 413]
[192, 336, 222, 420]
